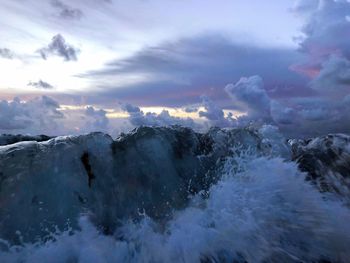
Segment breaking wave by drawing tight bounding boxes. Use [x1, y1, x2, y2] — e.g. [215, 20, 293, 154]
[1, 150, 350, 263]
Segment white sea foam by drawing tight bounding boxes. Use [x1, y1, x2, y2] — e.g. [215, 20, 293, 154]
[1, 154, 350, 263]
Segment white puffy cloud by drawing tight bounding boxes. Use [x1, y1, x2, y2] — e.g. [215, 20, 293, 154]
[198, 96, 233, 127]
[199, 76, 284, 128]
[296, 0, 350, 56]
[0, 98, 31, 130]
[122, 103, 197, 128]
[197, 76, 272, 128]
[225, 76, 271, 120]
[293, 0, 350, 94]
[0, 96, 65, 135]
[197, 73, 350, 136]
[83, 106, 109, 132]
[267, 0, 350, 136]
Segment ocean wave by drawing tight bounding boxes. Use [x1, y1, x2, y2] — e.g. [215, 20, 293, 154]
[0, 126, 350, 262]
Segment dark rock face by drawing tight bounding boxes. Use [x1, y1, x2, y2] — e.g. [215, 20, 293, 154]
[289, 134, 350, 196]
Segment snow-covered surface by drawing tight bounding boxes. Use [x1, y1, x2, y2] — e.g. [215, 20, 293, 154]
[0, 126, 350, 262]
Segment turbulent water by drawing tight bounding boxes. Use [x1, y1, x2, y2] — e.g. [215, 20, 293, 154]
[0, 126, 350, 262]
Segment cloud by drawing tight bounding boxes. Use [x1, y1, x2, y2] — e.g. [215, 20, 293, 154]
[27, 80, 54, 89]
[122, 103, 197, 128]
[0, 97, 116, 135]
[270, 101, 296, 125]
[0, 48, 14, 59]
[225, 76, 271, 120]
[298, 0, 350, 58]
[299, 107, 330, 121]
[0, 98, 31, 130]
[38, 34, 79, 61]
[199, 76, 291, 128]
[198, 76, 277, 128]
[198, 96, 233, 127]
[184, 105, 199, 113]
[293, 0, 350, 94]
[198, 74, 350, 136]
[51, 0, 83, 20]
[292, 0, 319, 13]
[81, 34, 306, 107]
[343, 94, 350, 106]
[84, 106, 109, 132]
[266, 0, 350, 136]
[311, 55, 350, 95]
[122, 103, 141, 113]
[0, 96, 65, 134]
[269, 95, 350, 136]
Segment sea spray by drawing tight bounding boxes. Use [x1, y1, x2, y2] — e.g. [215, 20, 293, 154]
[1, 154, 350, 262]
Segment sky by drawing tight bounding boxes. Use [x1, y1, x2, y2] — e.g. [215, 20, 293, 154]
[0, 0, 349, 137]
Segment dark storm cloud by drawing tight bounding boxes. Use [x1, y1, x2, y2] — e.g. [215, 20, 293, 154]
[27, 80, 54, 89]
[82, 34, 308, 107]
[0, 48, 14, 59]
[38, 34, 79, 61]
[51, 0, 83, 20]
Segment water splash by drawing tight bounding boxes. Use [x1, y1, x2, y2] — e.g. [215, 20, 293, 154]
[2, 154, 350, 263]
